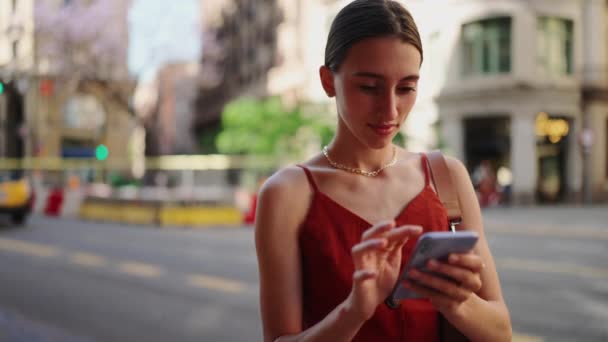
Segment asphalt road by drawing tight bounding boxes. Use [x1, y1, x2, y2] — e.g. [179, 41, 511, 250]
[0, 207, 606, 342]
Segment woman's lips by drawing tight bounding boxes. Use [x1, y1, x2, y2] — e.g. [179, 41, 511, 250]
[369, 124, 397, 136]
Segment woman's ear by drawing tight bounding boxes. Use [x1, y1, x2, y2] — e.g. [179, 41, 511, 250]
[319, 66, 336, 97]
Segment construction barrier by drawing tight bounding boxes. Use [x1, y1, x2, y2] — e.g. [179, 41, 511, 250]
[78, 197, 243, 227]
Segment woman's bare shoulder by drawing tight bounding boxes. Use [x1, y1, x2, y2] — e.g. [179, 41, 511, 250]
[260, 165, 310, 198]
[443, 156, 471, 185]
[256, 165, 315, 234]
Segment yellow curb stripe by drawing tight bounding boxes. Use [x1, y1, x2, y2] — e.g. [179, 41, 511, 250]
[118, 262, 164, 278]
[512, 333, 544, 342]
[0, 238, 60, 258]
[70, 252, 107, 267]
[498, 258, 608, 279]
[487, 224, 608, 241]
[187, 274, 246, 293]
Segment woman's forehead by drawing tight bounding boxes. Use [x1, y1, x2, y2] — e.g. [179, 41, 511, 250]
[340, 36, 421, 77]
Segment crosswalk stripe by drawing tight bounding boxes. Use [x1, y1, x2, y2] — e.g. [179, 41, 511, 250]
[187, 274, 246, 293]
[70, 252, 107, 267]
[118, 262, 164, 278]
[0, 238, 60, 258]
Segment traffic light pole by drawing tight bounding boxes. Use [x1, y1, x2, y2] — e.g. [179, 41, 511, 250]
[0, 94, 5, 158]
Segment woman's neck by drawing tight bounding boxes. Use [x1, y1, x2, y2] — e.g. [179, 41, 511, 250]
[326, 135, 396, 172]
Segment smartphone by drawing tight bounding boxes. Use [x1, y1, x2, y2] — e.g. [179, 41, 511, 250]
[385, 231, 479, 308]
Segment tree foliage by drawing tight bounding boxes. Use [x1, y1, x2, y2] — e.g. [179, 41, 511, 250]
[216, 97, 333, 158]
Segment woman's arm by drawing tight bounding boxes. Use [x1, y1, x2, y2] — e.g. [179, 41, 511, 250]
[256, 167, 422, 342]
[255, 168, 364, 342]
[404, 157, 512, 342]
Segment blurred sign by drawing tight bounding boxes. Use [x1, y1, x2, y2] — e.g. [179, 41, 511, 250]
[63, 94, 106, 132]
[535, 112, 569, 143]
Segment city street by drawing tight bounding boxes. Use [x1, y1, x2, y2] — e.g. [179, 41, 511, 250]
[0, 207, 607, 341]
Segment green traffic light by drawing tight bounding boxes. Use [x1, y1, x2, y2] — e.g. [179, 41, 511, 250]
[95, 144, 109, 161]
[0, 82, 4, 95]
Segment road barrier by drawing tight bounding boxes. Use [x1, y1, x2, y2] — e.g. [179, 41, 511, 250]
[78, 197, 243, 226]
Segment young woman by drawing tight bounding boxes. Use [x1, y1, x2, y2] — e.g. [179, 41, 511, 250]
[255, 1, 512, 341]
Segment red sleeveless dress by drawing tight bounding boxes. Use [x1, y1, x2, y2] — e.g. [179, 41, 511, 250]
[297, 154, 448, 341]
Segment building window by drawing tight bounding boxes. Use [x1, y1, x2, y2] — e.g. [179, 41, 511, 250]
[537, 17, 573, 75]
[462, 17, 512, 76]
[12, 40, 19, 59]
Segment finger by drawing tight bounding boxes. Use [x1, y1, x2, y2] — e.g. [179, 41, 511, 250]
[385, 225, 423, 244]
[448, 253, 485, 273]
[386, 225, 423, 257]
[403, 281, 461, 312]
[351, 238, 387, 260]
[361, 220, 395, 240]
[407, 269, 470, 302]
[353, 269, 377, 284]
[426, 259, 482, 293]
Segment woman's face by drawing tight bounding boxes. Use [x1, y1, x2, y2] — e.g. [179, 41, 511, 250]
[321, 36, 421, 149]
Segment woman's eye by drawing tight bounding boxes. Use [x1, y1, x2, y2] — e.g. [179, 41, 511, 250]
[359, 85, 378, 92]
[398, 87, 416, 93]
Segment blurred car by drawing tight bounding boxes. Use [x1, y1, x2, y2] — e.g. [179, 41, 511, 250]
[0, 171, 33, 225]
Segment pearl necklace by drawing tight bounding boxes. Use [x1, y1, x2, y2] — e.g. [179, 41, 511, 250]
[322, 145, 398, 177]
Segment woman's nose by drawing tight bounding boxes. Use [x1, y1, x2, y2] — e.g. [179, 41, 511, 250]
[378, 91, 399, 121]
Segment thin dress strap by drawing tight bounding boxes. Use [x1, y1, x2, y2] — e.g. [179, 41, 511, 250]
[420, 154, 430, 187]
[296, 164, 319, 192]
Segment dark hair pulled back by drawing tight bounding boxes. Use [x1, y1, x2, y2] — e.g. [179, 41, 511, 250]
[324, 0, 423, 72]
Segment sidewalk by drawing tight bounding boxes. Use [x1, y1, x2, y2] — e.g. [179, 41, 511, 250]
[482, 205, 608, 230]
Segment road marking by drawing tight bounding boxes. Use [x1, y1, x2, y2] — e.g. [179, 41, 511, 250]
[69, 252, 107, 267]
[498, 258, 608, 279]
[118, 262, 164, 278]
[512, 333, 544, 342]
[187, 274, 246, 293]
[0, 238, 60, 258]
[487, 224, 608, 241]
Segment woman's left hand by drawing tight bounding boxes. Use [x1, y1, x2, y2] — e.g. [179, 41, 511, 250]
[403, 252, 485, 315]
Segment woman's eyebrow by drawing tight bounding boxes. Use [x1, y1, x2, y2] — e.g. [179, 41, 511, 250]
[352, 72, 420, 82]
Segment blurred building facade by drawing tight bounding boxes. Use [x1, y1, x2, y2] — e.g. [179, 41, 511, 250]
[146, 62, 199, 156]
[1, 0, 135, 185]
[409, 0, 608, 204]
[34, 0, 133, 167]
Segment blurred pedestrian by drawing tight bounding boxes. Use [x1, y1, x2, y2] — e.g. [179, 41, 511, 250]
[254, 1, 511, 341]
[473, 160, 501, 207]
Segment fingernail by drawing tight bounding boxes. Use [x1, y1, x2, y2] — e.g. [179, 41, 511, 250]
[427, 259, 438, 269]
[449, 254, 458, 263]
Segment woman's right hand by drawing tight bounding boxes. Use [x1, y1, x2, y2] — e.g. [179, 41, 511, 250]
[346, 221, 422, 320]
